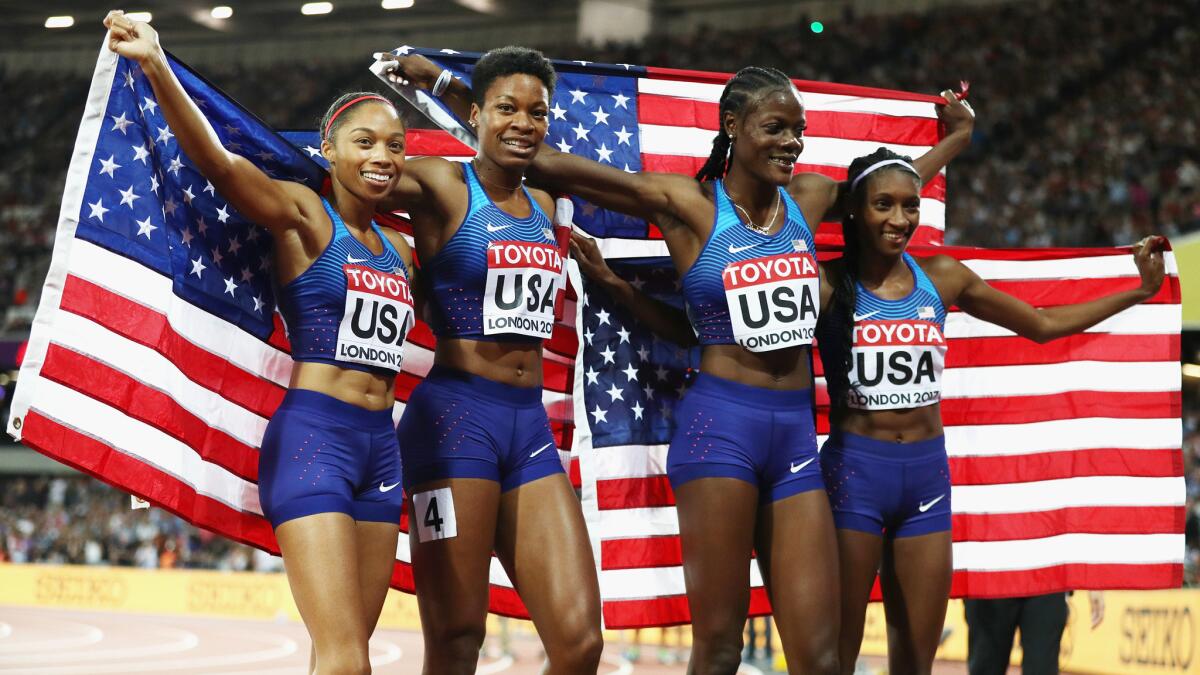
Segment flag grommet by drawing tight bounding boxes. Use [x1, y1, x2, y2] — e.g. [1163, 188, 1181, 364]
[10, 417, 20, 431]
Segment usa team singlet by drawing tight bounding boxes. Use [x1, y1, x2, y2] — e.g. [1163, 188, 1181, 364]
[681, 180, 819, 352]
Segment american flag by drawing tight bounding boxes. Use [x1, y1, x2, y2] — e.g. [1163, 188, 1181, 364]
[392, 49, 1184, 628]
[8, 42, 1183, 632]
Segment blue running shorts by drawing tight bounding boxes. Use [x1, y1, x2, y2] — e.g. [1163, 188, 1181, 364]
[397, 365, 563, 492]
[666, 372, 822, 503]
[258, 388, 404, 528]
[820, 431, 951, 538]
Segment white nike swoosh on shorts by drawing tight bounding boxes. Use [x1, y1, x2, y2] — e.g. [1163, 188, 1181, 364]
[531, 442, 553, 458]
[918, 494, 945, 512]
[789, 457, 816, 474]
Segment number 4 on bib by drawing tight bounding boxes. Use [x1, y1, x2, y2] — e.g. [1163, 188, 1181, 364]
[413, 487, 457, 543]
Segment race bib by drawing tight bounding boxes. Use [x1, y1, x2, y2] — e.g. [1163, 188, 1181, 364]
[336, 265, 414, 372]
[847, 319, 946, 409]
[483, 241, 563, 339]
[722, 253, 819, 352]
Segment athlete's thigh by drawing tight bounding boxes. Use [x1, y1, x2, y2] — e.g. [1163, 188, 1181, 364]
[880, 530, 953, 674]
[674, 478, 759, 633]
[354, 520, 400, 635]
[407, 478, 501, 632]
[275, 512, 368, 646]
[755, 489, 840, 663]
[494, 473, 600, 643]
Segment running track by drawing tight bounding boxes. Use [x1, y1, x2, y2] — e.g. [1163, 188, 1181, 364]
[0, 606, 759, 674]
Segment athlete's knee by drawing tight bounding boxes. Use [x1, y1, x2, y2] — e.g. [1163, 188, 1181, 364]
[426, 620, 487, 668]
[690, 625, 744, 675]
[314, 644, 371, 675]
[544, 598, 604, 667]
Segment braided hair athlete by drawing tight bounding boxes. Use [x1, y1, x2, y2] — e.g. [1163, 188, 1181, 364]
[381, 47, 602, 675]
[390, 54, 974, 674]
[105, 12, 416, 675]
[816, 148, 1165, 674]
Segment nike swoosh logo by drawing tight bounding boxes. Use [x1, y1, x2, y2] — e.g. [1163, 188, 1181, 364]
[918, 494, 945, 512]
[728, 243, 760, 255]
[379, 481, 400, 493]
[789, 457, 816, 474]
[347, 254, 368, 264]
[853, 310, 879, 322]
[486, 223, 512, 232]
[530, 442, 553, 458]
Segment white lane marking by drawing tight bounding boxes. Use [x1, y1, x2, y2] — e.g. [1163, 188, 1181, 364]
[0, 621, 103, 654]
[602, 653, 634, 675]
[0, 626, 198, 664]
[0, 624, 11, 640]
[368, 637, 403, 667]
[738, 664, 765, 675]
[6, 632, 298, 673]
[476, 654, 515, 674]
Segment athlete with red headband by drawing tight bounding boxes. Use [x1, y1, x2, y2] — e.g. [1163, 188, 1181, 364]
[105, 12, 415, 674]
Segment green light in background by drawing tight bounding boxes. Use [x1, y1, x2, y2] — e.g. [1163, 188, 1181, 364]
[810, 21, 825, 33]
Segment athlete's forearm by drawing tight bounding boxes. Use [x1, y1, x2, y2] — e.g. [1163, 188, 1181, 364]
[593, 275, 696, 348]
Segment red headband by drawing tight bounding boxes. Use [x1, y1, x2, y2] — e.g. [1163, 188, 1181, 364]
[323, 95, 393, 139]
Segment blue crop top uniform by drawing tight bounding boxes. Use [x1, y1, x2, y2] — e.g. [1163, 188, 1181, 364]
[816, 253, 954, 537]
[257, 198, 414, 529]
[397, 163, 566, 503]
[666, 181, 825, 503]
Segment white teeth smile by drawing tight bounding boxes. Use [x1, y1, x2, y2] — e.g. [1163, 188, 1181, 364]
[361, 171, 390, 184]
[503, 140, 533, 149]
[883, 232, 906, 242]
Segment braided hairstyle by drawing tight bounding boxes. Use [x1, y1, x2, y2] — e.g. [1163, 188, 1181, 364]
[694, 66, 794, 182]
[826, 147, 920, 417]
[319, 91, 398, 143]
[472, 46, 556, 106]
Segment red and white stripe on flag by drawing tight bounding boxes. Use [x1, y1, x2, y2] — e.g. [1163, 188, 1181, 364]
[586, 66, 948, 263]
[576, 244, 1182, 628]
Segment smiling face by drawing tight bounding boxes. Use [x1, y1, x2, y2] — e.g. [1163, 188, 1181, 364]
[725, 87, 806, 185]
[852, 169, 922, 257]
[470, 73, 550, 171]
[322, 102, 406, 201]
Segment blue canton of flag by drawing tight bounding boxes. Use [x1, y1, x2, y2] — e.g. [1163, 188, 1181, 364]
[80, 54, 326, 340]
[390, 47, 648, 239]
[579, 262, 697, 448]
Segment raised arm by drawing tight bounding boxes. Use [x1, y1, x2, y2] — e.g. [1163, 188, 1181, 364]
[571, 232, 696, 347]
[789, 90, 975, 225]
[382, 52, 697, 227]
[104, 12, 311, 238]
[936, 237, 1165, 344]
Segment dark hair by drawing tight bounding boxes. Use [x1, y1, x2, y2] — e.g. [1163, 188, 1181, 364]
[319, 91, 398, 142]
[471, 46, 556, 106]
[695, 66, 794, 182]
[826, 147, 920, 415]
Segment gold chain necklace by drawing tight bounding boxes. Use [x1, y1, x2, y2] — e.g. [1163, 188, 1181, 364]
[729, 189, 781, 234]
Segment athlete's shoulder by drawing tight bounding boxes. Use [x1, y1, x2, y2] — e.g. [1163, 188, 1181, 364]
[404, 156, 465, 185]
[525, 185, 556, 219]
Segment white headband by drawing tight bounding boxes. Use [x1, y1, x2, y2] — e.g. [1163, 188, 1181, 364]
[850, 159, 918, 191]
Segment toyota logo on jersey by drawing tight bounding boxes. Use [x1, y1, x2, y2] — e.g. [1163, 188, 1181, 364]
[336, 265, 414, 371]
[483, 241, 564, 339]
[722, 253, 820, 352]
[847, 319, 947, 410]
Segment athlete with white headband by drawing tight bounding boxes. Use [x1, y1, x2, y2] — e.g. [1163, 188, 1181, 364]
[816, 146, 1166, 674]
[388, 51, 975, 674]
[104, 11, 416, 674]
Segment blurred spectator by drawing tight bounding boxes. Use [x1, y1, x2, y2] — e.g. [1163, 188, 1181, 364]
[0, 475, 279, 571]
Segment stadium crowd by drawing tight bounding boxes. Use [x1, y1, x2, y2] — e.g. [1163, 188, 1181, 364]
[0, 0, 1197, 578]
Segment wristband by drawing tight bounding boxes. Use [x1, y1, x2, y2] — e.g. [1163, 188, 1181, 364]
[431, 70, 452, 97]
